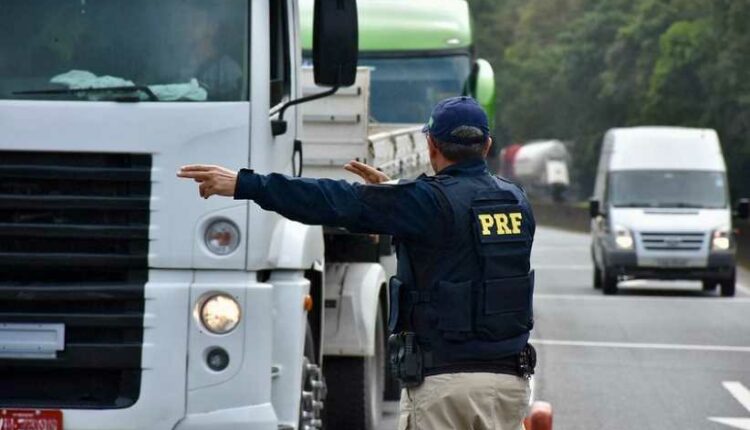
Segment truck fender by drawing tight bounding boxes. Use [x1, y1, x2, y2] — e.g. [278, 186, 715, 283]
[267, 219, 325, 270]
[323, 263, 387, 357]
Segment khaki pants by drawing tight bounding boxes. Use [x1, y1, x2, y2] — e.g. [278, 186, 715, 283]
[398, 373, 530, 430]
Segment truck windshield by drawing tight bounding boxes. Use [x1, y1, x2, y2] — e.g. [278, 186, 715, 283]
[359, 54, 471, 123]
[609, 170, 728, 209]
[0, 0, 248, 102]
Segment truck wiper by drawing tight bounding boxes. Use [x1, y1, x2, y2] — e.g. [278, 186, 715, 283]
[613, 202, 657, 208]
[657, 203, 704, 208]
[13, 85, 159, 101]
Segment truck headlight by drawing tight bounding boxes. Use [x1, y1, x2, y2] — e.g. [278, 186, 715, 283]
[204, 219, 241, 255]
[614, 226, 634, 250]
[712, 227, 731, 251]
[200, 294, 241, 334]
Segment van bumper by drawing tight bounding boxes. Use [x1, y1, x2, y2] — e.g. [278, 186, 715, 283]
[603, 249, 735, 280]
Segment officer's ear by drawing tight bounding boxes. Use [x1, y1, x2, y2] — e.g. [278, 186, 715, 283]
[482, 137, 493, 158]
[427, 134, 439, 158]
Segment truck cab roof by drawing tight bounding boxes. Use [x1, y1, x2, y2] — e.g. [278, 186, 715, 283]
[299, 0, 472, 53]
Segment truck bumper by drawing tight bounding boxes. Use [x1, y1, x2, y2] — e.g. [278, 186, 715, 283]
[173, 403, 277, 430]
[52, 270, 279, 430]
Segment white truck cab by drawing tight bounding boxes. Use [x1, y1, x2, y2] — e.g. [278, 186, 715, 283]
[589, 127, 749, 296]
[0, 1, 368, 429]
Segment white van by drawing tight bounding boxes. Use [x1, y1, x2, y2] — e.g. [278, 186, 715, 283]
[589, 127, 749, 296]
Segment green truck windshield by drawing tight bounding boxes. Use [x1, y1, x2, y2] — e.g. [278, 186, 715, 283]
[0, 0, 248, 102]
[360, 55, 471, 123]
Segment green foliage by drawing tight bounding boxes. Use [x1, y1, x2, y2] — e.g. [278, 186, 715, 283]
[469, 0, 750, 199]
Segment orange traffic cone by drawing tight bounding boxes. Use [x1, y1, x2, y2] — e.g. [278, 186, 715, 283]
[524, 401, 553, 430]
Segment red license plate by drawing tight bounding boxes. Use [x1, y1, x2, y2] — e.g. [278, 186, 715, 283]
[0, 409, 62, 430]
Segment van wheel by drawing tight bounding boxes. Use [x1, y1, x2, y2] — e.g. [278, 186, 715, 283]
[720, 270, 736, 297]
[593, 265, 603, 289]
[602, 268, 619, 295]
[702, 279, 718, 291]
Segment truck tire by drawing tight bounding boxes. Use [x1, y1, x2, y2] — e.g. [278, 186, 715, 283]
[601, 268, 619, 295]
[593, 265, 602, 289]
[720, 270, 736, 297]
[324, 307, 385, 430]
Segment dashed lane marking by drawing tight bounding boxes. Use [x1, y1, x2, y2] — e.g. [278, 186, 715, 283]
[532, 339, 750, 353]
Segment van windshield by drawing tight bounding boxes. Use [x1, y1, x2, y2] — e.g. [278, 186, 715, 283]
[609, 170, 727, 209]
[0, 0, 248, 102]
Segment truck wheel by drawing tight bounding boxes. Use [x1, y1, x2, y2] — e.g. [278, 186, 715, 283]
[702, 279, 717, 291]
[720, 270, 736, 297]
[602, 268, 619, 295]
[324, 307, 385, 430]
[593, 265, 603, 289]
[300, 324, 326, 430]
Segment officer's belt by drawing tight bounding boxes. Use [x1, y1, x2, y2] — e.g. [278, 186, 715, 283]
[421, 351, 524, 377]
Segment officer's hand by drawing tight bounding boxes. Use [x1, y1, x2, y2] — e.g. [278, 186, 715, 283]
[177, 165, 237, 199]
[344, 160, 391, 184]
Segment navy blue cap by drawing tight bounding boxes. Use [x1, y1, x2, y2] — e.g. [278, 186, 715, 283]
[422, 96, 490, 145]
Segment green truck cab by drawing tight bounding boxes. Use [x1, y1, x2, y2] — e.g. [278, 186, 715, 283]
[300, 0, 496, 128]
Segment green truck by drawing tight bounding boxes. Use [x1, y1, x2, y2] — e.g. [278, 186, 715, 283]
[301, 0, 496, 129]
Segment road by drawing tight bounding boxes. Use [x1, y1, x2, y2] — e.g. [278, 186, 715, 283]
[378, 226, 750, 430]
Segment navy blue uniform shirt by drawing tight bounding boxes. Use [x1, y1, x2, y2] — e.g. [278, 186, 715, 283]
[234, 160, 502, 241]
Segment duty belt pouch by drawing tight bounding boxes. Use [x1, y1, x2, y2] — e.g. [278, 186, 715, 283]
[518, 343, 537, 379]
[388, 332, 423, 388]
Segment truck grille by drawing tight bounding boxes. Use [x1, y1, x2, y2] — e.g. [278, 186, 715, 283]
[640, 232, 705, 251]
[0, 150, 150, 409]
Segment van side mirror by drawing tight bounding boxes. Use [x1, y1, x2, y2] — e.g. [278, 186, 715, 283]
[737, 198, 750, 220]
[589, 199, 601, 218]
[312, 0, 358, 87]
[466, 59, 496, 129]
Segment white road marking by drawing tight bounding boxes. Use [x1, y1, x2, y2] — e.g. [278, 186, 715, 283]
[532, 265, 591, 270]
[532, 339, 750, 353]
[709, 381, 750, 429]
[534, 294, 750, 303]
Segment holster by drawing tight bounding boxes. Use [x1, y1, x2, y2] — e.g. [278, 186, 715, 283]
[388, 332, 424, 388]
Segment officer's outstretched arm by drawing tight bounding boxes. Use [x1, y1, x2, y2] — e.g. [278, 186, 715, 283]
[177, 163, 443, 240]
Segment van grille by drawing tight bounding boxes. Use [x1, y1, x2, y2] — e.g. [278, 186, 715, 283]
[640, 232, 705, 251]
[0, 150, 150, 409]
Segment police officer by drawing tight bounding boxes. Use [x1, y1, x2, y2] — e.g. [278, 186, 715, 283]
[178, 96, 536, 430]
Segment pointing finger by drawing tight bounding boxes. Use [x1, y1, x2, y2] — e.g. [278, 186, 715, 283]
[180, 164, 214, 172]
[177, 171, 212, 180]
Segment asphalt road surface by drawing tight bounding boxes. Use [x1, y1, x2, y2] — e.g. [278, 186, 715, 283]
[378, 226, 750, 430]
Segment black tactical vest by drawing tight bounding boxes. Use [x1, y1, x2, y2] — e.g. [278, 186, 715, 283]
[388, 171, 535, 372]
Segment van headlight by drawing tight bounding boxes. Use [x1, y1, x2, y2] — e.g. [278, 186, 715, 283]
[712, 227, 731, 251]
[200, 294, 241, 334]
[614, 225, 634, 250]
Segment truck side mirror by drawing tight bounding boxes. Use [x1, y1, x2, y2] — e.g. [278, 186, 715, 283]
[737, 198, 750, 220]
[466, 59, 496, 129]
[589, 199, 601, 218]
[312, 0, 358, 87]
